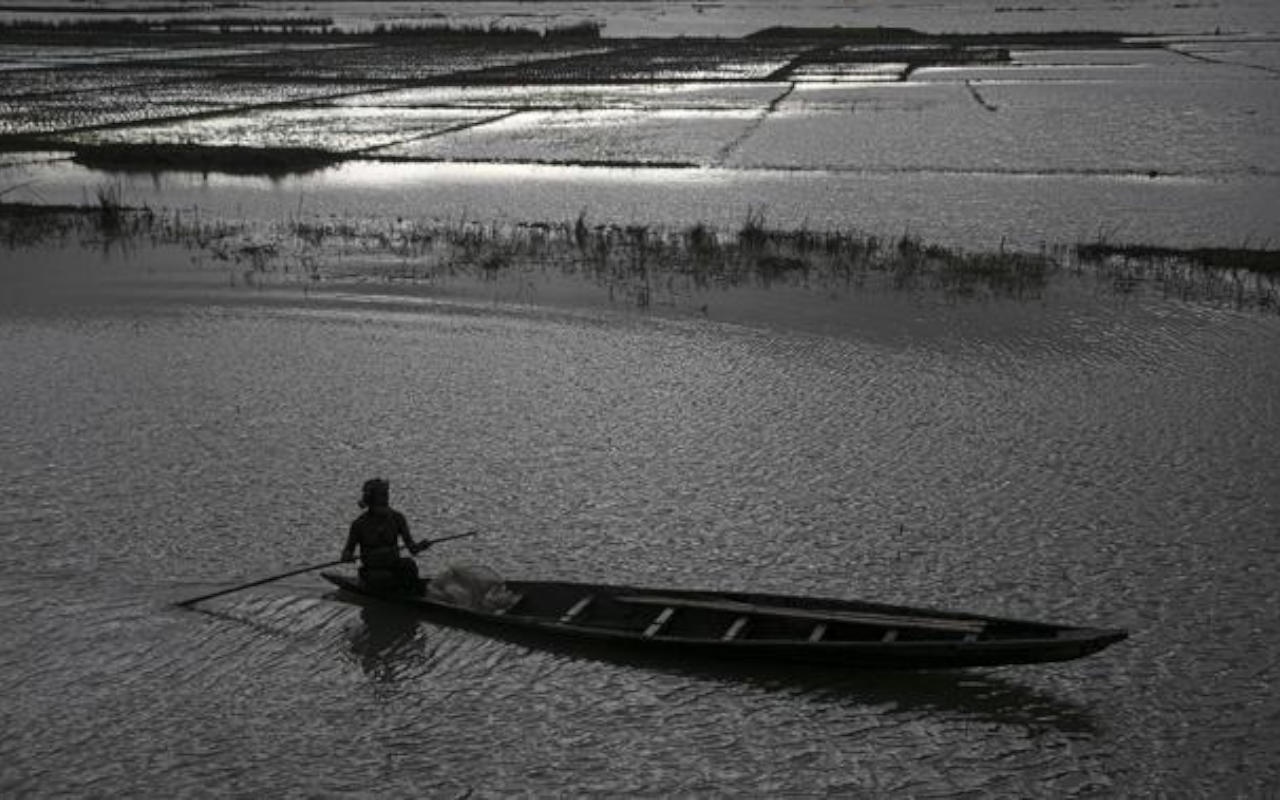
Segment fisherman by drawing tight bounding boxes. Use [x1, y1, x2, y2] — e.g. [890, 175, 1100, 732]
[341, 478, 429, 594]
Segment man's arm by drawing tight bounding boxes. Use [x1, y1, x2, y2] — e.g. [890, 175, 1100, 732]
[398, 512, 429, 554]
[341, 522, 359, 562]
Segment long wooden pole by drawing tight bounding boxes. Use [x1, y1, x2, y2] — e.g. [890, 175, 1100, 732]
[412, 529, 479, 550]
[176, 529, 481, 608]
[176, 559, 347, 607]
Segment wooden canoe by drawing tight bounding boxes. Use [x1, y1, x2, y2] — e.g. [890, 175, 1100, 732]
[320, 572, 1127, 669]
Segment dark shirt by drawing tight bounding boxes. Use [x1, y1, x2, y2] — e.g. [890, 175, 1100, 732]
[343, 508, 413, 568]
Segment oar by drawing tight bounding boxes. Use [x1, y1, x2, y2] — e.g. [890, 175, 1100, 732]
[176, 559, 346, 608]
[410, 529, 479, 553]
[176, 530, 481, 608]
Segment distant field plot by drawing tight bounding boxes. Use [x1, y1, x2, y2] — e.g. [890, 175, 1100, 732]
[376, 108, 760, 165]
[914, 64, 1168, 83]
[974, 79, 1280, 175]
[469, 40, 802, 82]
[0, 97, 242, 136]
[917, 48, 1276, 83]
[729, 77, 1279, 177]
[1169, 40, 1280, 72]
[766, 81, 956, 112]
[0, 42, 332, 70]
[0, 80, 389, 136]
[1012, 47, 1194, 67]
[0, 66, 209, 100]
[0, 45, 151, 70]
[727, 85, 995, 172]
[333, 82, 787, 111]
[64, 106, 499, 153]
[789, 62, 910, 82]
[123, 79, 388, 107]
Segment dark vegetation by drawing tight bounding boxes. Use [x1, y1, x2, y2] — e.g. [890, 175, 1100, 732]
[70, 143, 344, 177]
[0, 17, 604, 42]
[1075, 242, 1279, 274]
[1073, 241, 1280, 308]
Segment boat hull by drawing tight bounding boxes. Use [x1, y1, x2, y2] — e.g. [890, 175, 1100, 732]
[321, 573, 1127, 670]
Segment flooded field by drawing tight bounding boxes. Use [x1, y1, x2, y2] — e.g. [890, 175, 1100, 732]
[2, 0, 1280, 797]
[2, 2, 1278, 248]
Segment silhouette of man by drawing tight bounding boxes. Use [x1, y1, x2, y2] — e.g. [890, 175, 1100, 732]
[341, 478, 429, 594]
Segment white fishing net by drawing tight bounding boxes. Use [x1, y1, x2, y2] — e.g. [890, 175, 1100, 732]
[426, 564, 518, 612]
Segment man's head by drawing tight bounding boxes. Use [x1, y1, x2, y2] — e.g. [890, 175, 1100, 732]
[359, 478, 390, 509]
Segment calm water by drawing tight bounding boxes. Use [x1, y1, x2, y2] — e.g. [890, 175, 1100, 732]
[2, 247, 1279, 796]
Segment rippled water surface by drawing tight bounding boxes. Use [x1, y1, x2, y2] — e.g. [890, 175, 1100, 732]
[3, 0, 1279, 794]
[2, 246, 1279, 796]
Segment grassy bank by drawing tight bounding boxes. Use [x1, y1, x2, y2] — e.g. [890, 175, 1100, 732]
[2, 199, 1276, 313]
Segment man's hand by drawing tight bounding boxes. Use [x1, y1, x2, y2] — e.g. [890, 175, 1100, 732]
[410, 540, 432, 555]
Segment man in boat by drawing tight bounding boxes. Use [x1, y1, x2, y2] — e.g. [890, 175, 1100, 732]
[340, 478, 429, 594]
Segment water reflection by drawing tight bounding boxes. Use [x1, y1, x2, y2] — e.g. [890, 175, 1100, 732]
[346, 603, 425, 682]
[6, 157, 1275, 250]
[333, 597, 1100, 734]
[608, 657, 1100, 734]
[721, 665, 1101, 735]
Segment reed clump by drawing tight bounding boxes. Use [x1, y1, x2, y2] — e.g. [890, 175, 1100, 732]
[1073, 240, 1280, 310]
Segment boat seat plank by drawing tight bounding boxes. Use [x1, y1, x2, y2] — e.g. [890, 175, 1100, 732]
[559, 594, 594, 624]
[722, 615, 750, 641]
[644, 607, 676, 638]
[616, 594, 986, 634]
[809, 622, 827, 643]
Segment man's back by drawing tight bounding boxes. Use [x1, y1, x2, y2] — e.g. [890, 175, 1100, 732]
[349, 508, 409, 567]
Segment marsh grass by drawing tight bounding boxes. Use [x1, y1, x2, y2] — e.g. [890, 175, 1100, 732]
[1074, 241, 1280, 310]
[91, 182, 124, 236]
[3, 201, 1277, 312]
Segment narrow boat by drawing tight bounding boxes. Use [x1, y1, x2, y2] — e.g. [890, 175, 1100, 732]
[321, 571, 1127, 669]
